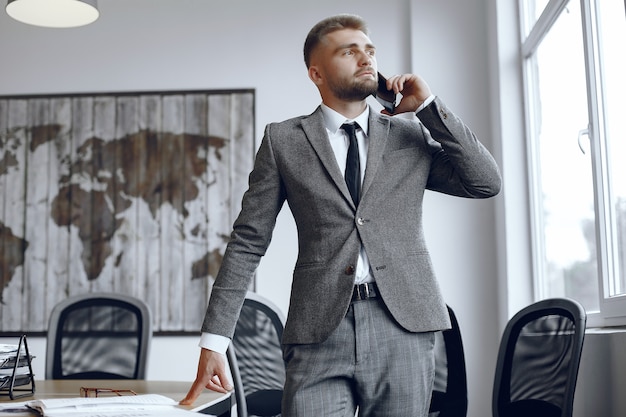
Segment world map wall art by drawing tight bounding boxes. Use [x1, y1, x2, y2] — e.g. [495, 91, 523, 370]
[0, 89, 255, 333]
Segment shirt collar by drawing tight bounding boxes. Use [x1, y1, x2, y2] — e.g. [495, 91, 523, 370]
[320, 104, 370, 136]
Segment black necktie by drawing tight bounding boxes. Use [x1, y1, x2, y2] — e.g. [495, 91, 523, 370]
[341, 123, 361, 205]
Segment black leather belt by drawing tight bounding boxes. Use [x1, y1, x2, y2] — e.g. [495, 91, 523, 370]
[352, 282, 378, 301]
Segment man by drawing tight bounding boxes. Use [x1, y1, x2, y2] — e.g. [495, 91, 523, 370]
[182, 14, 501, 416]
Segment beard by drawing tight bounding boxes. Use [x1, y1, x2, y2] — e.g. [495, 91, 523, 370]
[328, 73, 378, 101]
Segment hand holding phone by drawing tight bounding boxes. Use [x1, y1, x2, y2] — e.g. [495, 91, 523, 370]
[373, 72, 396, 113]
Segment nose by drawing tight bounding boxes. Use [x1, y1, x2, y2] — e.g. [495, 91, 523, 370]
[357, 50, 372, 65]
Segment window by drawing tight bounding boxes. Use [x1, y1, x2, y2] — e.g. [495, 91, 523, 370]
[520, 0, 626, 325]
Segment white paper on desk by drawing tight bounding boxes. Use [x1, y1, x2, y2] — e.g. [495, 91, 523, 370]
[0, 399, 30, 414]
[0, 345, 19, 354]
[25, 394, 199, 416]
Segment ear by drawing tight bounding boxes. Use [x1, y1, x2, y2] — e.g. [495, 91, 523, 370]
[308, 65, 323, 86]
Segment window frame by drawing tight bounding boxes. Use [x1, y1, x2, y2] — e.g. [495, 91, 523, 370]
[519, 0, 626, 327]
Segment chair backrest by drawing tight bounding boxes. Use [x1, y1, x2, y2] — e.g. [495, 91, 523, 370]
[45, 292, 152, 380]
[429, 305, 468, 417]
[492, 298, 586, 417]
[228, 291, 286, 417]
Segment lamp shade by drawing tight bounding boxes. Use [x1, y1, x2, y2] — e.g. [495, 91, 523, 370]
[6, 0, 99, 28]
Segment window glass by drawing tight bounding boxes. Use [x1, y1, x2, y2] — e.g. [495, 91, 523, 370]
[530, 1, 600, 311]
[596, 0, 626, 297]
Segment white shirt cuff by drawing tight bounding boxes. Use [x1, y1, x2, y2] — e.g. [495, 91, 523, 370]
[199, 332, 231, 355]
[416, 94, 436, 113]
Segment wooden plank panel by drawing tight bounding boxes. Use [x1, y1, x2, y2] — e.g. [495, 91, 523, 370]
[0, 99, 8, 307]
[45, 97, 72, 318]
[65, 97, 95, 295]
[231, 93, 255, 290]
[182, 94, 209, 331]
[23, 98, 50, 331]
[137, 95, 162, 326]
[88, 96, 115, 294]
[206, 94, 232, 299]
[113, 95, 139, 295]
[230, 92, 255, 220]
[0, 99, 6, 216]
[160, 95, 185, 331]
[1, 99, 28, 331]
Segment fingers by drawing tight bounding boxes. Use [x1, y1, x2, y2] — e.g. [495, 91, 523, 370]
[180, 374, 233, 405]
[179, 349, 233, 406]
[180, 378, 205, 405]
[385, 74, 410, 95]
[207, 374, 232, 393]
[217, 368, 234, 391]
[382, 73, 432, 115]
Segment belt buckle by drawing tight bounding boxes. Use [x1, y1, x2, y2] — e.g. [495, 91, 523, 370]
[354, 283, 372, 301]
[355, 284, 364, 301]
[362, 283, 371, 299]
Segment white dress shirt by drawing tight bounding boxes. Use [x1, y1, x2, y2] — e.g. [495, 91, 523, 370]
[319, 103, 374, 285]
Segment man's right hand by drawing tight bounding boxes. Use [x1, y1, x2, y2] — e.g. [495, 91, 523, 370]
[180, 348, 233, 406]
[384, 73, 433, 115]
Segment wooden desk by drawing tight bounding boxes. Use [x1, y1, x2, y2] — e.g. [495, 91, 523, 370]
[0, 379, 231, 416]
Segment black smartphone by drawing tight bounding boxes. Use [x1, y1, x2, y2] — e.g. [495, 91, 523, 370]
[373, 72, 396, 113]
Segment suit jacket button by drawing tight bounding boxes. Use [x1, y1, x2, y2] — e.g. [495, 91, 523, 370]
[345, 265, 355, 275]
[357, 217, 365, 226]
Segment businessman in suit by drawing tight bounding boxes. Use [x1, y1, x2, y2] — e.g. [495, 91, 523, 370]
[182, 14, 501, 416]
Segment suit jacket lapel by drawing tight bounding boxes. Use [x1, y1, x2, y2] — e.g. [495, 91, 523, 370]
[302, 107, 354, 205]
[362, 112, 389, 198]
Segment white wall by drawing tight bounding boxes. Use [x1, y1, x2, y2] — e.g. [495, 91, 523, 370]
[573, 330, 626, 417]
[411, 1, 500, 414]
[0, 1, 500, 416]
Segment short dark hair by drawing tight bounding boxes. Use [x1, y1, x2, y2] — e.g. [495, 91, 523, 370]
[303, 14, 369, 68]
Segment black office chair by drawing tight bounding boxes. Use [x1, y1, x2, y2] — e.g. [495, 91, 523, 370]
[227, 291, 286, 417]
[45, 292, 152, 380]
[492, 298, 586, 417]
[429, 305, 468, 417]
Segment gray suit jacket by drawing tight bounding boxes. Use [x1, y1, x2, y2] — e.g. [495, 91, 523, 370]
[202, 97, 501, 345]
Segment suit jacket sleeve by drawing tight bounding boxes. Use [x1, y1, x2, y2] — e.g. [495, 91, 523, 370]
[201, 123, 286, 338]
[417, 96, 501, 197]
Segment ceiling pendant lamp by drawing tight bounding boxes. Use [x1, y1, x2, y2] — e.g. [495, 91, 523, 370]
[6, 0, 99, 28]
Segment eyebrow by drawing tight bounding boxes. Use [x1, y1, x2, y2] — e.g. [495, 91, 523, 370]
[335, 42, 376, 53]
